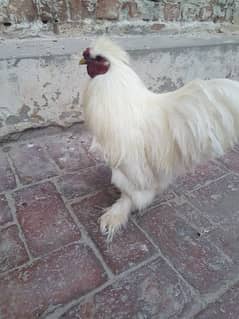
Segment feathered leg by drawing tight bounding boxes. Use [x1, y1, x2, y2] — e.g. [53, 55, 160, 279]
[100, 168, 155, 241]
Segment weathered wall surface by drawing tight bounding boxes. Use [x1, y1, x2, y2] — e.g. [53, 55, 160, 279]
[0, 54, 84, 136]
[0, 0, 239, 37]
[0, 35, 239, 140]
[0, 1, 239, 140]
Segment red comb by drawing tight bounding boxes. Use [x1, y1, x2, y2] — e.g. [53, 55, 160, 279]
[83, 48, 90, 59]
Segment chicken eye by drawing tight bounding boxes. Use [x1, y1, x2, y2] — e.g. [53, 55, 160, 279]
[95, 55, 103, 62]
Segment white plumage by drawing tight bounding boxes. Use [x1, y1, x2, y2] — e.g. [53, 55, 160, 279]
[82, 37, 239, 241]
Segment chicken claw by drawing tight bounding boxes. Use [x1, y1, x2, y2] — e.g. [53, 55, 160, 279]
[99, 208, 128, 242]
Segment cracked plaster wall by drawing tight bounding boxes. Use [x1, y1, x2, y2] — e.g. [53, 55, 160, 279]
[0, 53, 84, 137]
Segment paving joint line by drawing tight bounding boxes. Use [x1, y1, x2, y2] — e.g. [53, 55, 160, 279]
[0, 238, 84, 278]
[6, 152, 21, 188]
[52, 179, 115, 280]
[42, 253, 161, 319]
[183, 171, 231, 195]
[0, 162, 105, 197]
[191, 272, 239, 318]
[131, 215, 200, 298]
[5, 192, 33, 261]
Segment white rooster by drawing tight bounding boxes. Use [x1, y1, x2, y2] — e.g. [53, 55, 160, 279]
[80, 37, 239, 241]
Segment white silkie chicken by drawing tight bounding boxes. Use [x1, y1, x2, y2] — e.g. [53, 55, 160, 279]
[80, 37, 239, 241]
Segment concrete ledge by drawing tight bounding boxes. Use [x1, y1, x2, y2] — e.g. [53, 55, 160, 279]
[0, 34, 239, 141]
[1, 34, 239, 60]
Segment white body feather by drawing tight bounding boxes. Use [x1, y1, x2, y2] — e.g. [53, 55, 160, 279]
[82, 37, 239, 240]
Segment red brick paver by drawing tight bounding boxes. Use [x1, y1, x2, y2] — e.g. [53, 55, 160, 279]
[171, 201, 213, 231]
[218, 148, 239, 173]
[0, 124, 239, 319]
[136, 204, 233, 293]
[45, 133, 95, 171]
[0, 243, 107, 319]
[72, 189, 156, 274]
[204, 223, 239, 262]
[175, 161, 227, 193]
[9, 143, 58, 184]
[195, 282, 239, 318]
[13, 182, 81, 257]
[0, 225, 28, 273]
[60, 257, 194, 319]
[187, 174, 239, 225]
[58, 165, 111, 200]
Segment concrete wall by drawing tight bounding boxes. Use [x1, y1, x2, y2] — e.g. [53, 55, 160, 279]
[0, 1, 239, 140]
[0, 0, 239, 37]
[0, 34, 239, 141]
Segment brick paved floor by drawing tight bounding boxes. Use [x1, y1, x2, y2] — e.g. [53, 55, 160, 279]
[0, 124, 239, 319]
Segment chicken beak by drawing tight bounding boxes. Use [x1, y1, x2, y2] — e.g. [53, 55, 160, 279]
[79, 58, 86, 65]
